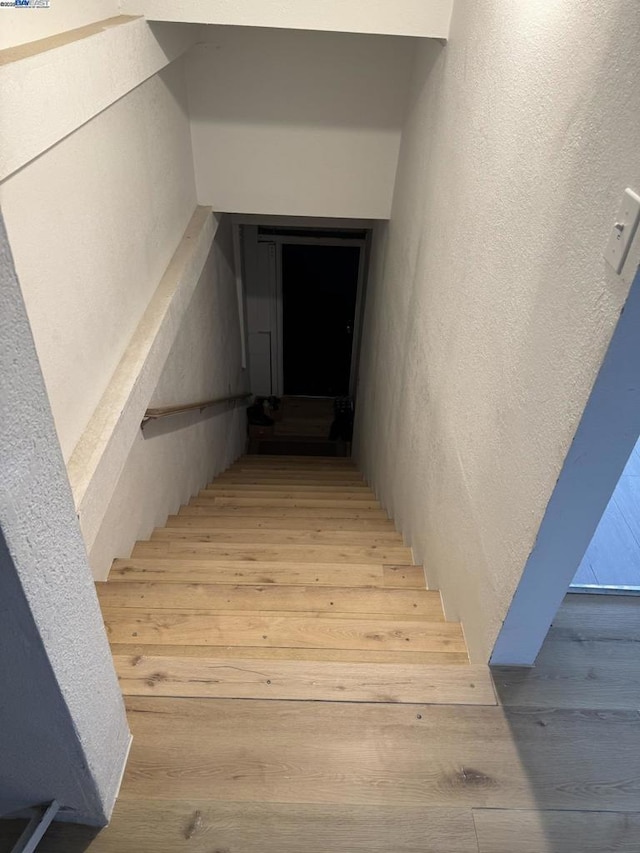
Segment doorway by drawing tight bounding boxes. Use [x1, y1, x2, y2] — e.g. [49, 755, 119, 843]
[491, 260, 640, 665]
[238, 219, 370, 456]
[282, 244, 359, 397]
[571, 435, 640, 591]
[240, 221, 369, 401]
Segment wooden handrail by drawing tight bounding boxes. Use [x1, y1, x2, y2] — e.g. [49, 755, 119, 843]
[142, 392, 251, 425]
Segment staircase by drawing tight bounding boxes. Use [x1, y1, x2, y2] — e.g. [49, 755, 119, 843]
[97, 455, 485, 704]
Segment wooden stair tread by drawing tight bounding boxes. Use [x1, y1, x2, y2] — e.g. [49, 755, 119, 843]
[185, 504, 389, 519]
[184, 506, 389, 521]
[102, 608, 465, 653]
[105, 607, 436, 623]
[213, 471, 367, 487]
[132, 540, 413, 564]
[199, 488, 375, 500]
[97, 581, 442, 617]
[150, 524, 405, 548]
[176, 508, 393, 526]
[193, 496, 381, 509]
[110, 558, 425, 588]
[160, 524, 401, 543]
[112, 654, 488, 703]
[112, 643, 470, 665]
[204, 483, 372, 493]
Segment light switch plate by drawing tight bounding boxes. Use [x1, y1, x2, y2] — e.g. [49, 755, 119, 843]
[604, 188, 640, 274]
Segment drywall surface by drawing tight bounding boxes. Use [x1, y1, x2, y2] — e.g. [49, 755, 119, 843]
[0, 58, 196, 462]
[187, 27, 414, 218]
[68, 207, 216, 565]
[0, 16, 199, 182]
[0, 213, 129, 824]
[90, 215, 246, 576]
[121, 0, 453, 38]
[0, 0, 118, 50]
[354, 0, 640, 662]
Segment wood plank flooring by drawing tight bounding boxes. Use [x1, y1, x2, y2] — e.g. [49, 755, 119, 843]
[7, 457, 638, 851]
[473, 809, 640, 853]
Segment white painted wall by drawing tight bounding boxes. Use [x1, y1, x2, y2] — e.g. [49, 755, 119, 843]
[68, 207, 217, 566]
[187, 27, 414, 218]
[90, 215, 246, 576]
[0, 58, 197, 462]
[121, 0, 453, 39]
[0, 213, 129, 824]
[0, 0, 118, 50]
[0, 16, 198, 182]
[354, 0, 640, 662]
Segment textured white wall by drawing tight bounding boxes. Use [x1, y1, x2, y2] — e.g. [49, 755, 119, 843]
[120, 0, 453, 38]
[0, 213, 129, 824]
[0, 0, 118, 50]
[187, 27, 414, 218]
[355, 0, 640, 662]
[90, 216, 246, 575]
[0, 59, 197, 461]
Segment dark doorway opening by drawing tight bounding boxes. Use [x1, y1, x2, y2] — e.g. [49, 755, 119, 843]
[282, 244, 360, 396]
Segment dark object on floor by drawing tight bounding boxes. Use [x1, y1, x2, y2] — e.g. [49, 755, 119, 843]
[267, 396, 283, 422]
[247, 398, 274, 426]
[329, 397, 354, 442]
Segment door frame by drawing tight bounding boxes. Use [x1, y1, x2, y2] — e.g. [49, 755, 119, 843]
[257, 232, 367, 398]
[232, 215, 374, 400]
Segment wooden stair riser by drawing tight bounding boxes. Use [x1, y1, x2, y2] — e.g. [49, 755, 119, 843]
[230, 462, 357, 472]
[234, 455, 355, 463]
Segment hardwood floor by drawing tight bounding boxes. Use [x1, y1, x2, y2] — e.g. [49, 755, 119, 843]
[3, 457, 639, 851]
